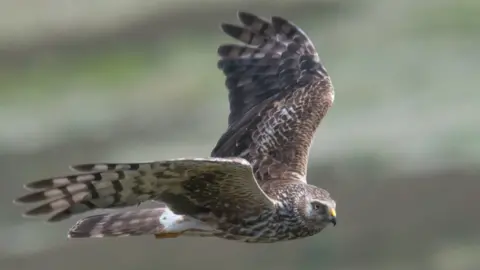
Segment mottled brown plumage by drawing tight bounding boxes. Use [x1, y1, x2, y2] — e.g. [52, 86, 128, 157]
[213, 12, 334, 183]
[14, 11, 337, 243]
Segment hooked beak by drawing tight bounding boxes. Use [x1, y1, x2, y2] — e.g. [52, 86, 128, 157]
[329, 208, 337, 226]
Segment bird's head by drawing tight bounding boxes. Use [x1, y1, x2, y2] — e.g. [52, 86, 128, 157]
[301, 186, 337, 229]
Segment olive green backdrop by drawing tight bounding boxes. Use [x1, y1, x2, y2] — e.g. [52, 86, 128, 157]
[0, 0, 479, 269]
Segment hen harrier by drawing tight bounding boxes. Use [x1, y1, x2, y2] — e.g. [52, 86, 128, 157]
[14, 11, 336, 243]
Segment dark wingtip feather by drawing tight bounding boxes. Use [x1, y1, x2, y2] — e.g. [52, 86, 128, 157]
[70, 163, 111, 172]
[271, 16, 291, 35]
[70, 164, 96, 172]
[237, 11, 256, 26]
[272, 16, 308, 43]
[71, 163, 142, 172]
[24, 203, 56, 217]
[271, 16, 289, 26]
[14, 191, 47, 204]
[220, 23, 244, 39]
[48, 210, 72, 222]
[24, 178, 54, 190]
[217, 44, 231, 57]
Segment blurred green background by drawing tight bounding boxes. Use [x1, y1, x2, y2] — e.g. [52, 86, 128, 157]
[1, 0, 479, 269]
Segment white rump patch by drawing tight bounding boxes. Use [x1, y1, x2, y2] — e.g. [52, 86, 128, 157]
[158, 208, 213, 233]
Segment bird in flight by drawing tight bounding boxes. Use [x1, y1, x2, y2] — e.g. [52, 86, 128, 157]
[14, 11, 337, 243]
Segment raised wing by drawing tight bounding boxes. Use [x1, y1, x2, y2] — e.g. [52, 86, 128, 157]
[212, 12, 334, 184]
[14, 157, 275, 222]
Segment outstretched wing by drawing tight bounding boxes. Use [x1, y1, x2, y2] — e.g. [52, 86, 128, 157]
[14, 157, 275, 222]
[212, 12, 334, 184]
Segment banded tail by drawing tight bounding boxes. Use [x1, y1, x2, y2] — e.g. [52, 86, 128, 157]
[68, 207, 214, 239]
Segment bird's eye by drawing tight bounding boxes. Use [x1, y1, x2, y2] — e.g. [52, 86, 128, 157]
[311, 201, 325, 212]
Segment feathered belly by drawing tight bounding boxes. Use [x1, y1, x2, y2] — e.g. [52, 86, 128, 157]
[212, 219, 314, 243]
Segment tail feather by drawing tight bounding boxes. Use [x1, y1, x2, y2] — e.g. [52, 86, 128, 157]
[68, 208, 166, 238]
[68, 207, 214, 239]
